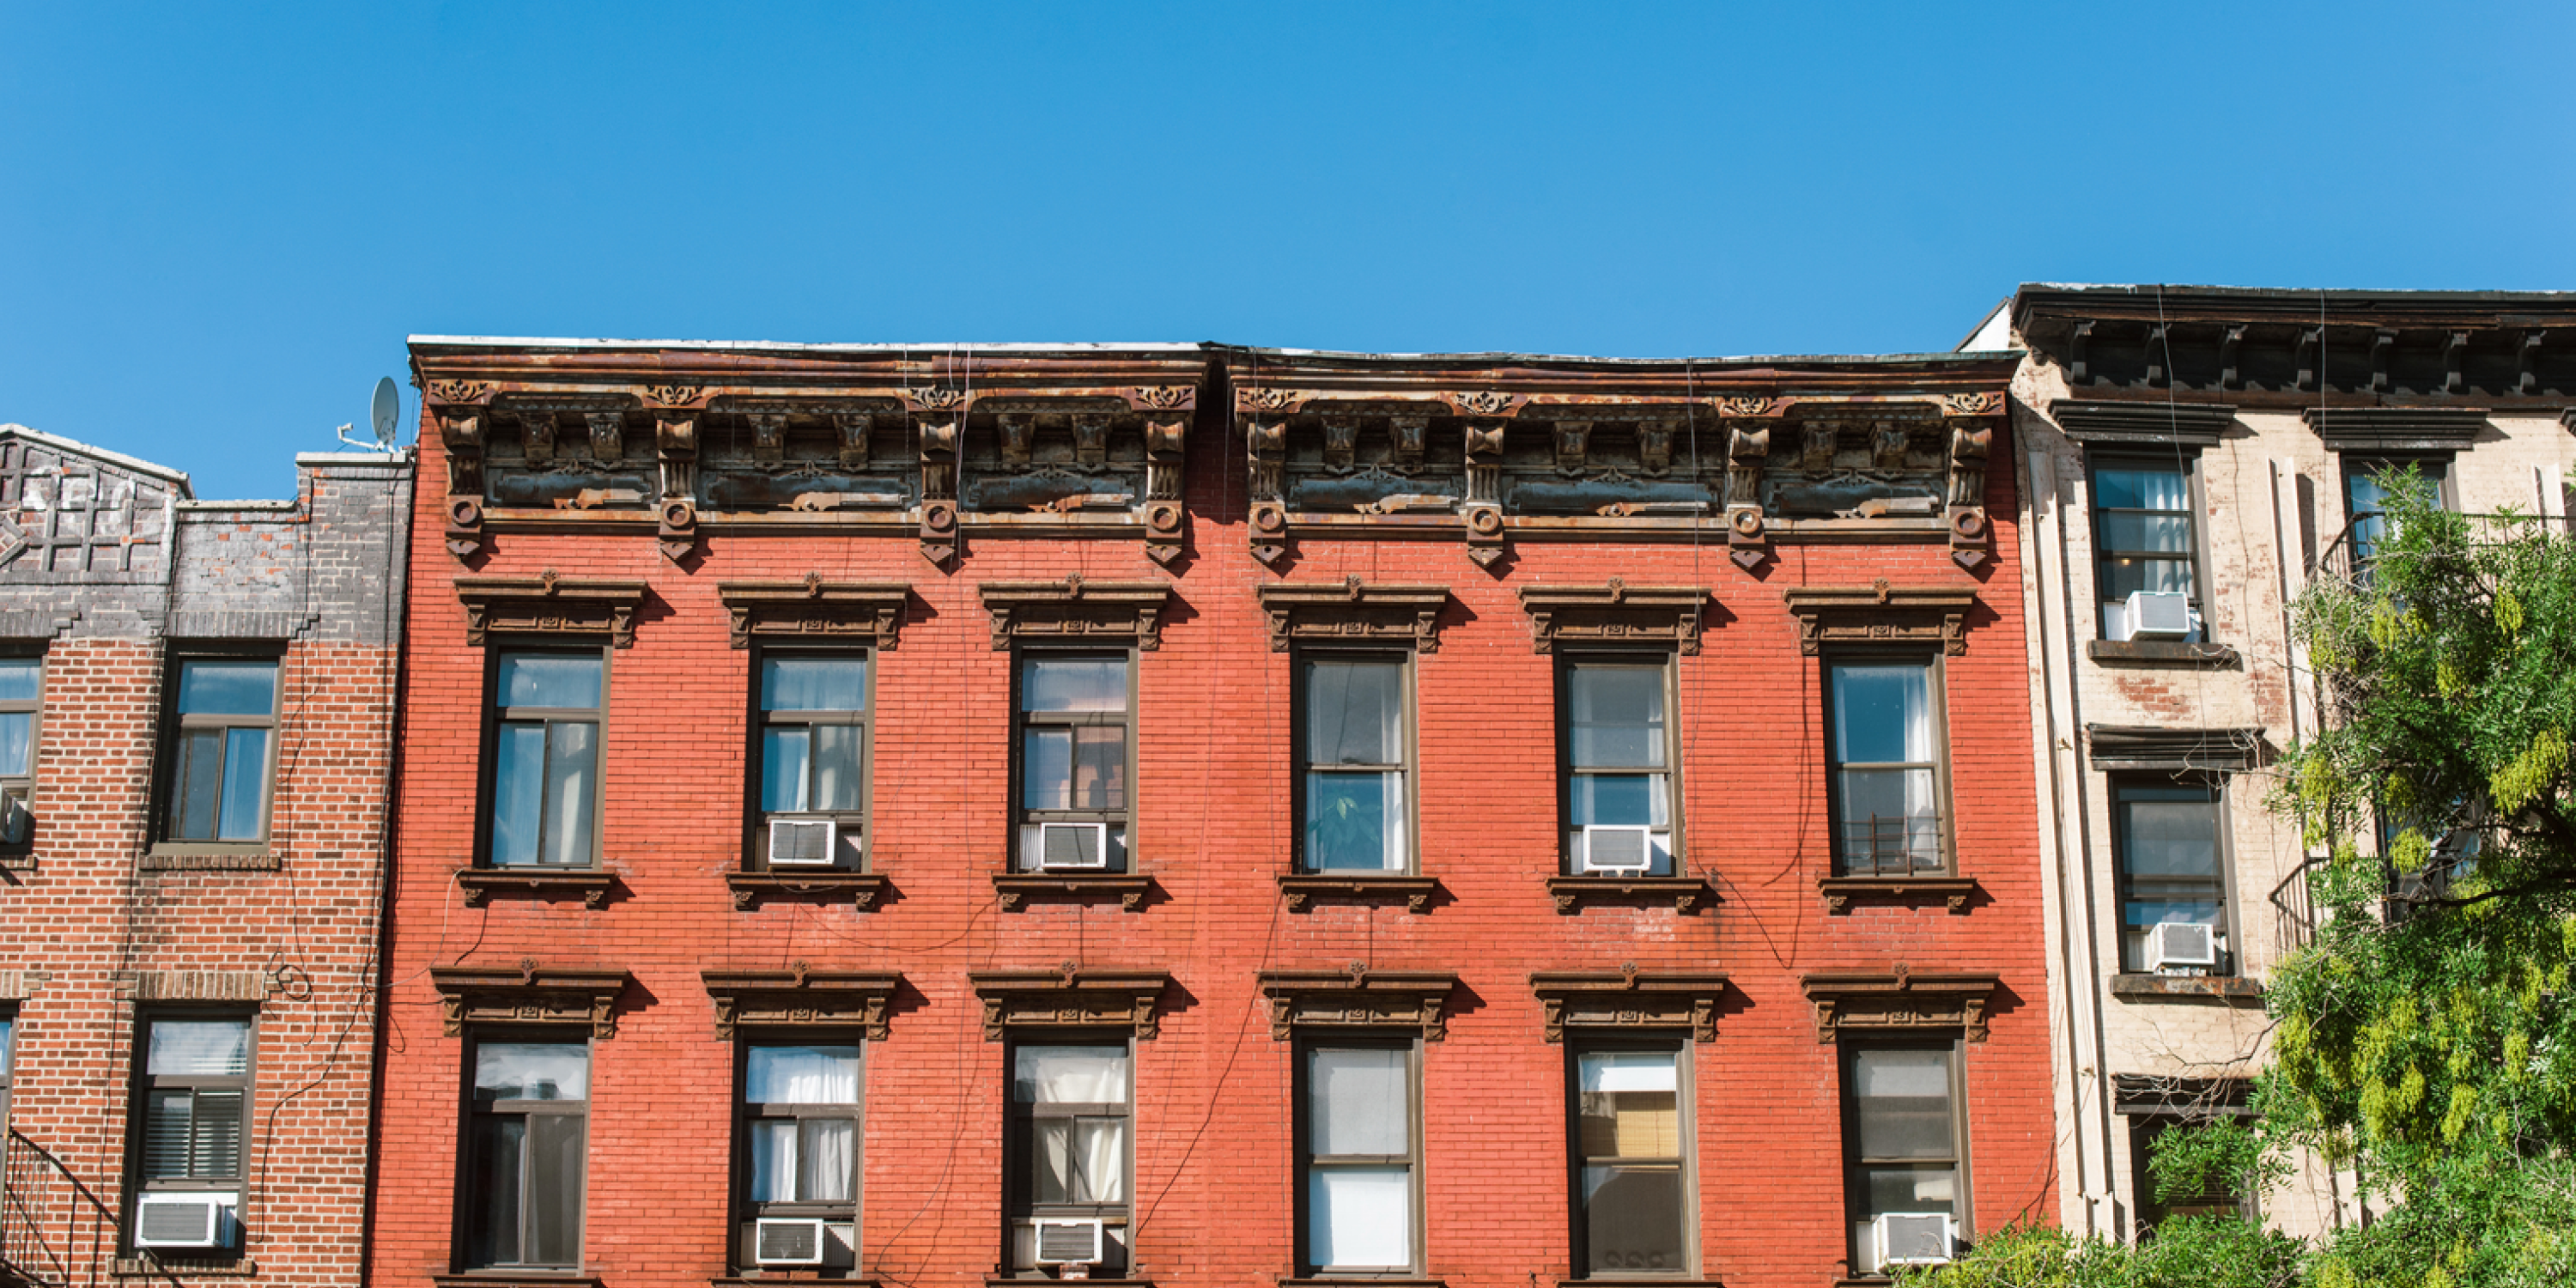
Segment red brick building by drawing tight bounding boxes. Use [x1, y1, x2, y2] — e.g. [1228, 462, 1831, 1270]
[373, 340, 2050, 1288]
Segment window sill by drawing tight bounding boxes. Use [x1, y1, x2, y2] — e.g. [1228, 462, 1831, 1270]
[993, 872, 1154, 911]
[987, 1279, 1150, 1287]
[456, 867, 618, 908]
[432, 1275, 602, 1288]
[1281, 1280, 1443, 1288]
[1817, 875, 1980, 914]
[1279, 873, 1439, 913]
[729, 870, 888, 911]
[1546, 875, 1713, 914]
[719, 1278, 878, 1287]
[141, 849, 282, 872]
[2087, 640, 2241, 668]
[116, 1257, 256, 1277]
[2111, 972, 2263, 1000]
[1560, 1279, 1725, 1287]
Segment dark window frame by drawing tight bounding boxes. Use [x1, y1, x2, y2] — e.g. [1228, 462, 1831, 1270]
[1002, 1031, 1136, 1274]
[1565, 1036, 1697, 1279]
[475, 644, 612, 872]
[125, 1009, 257, 1258]
[1291, 648, 1419, 876]
[2128, 1114, 2257, 1235]
[1292, 1033, 1425, 1279]
[2339, 453, 2457, 568]
[746, 647, 874, 872]
[456, 1030, 591, 1273]
[2087, 452, 2210, 641]
[1822, 650, 1958, 878]
[1838, 1039, 1971, 1279]
[154, 649, 283, 853]
[732, 1034, 866, 1273]
[0, 1004, 14, 1127]
[1009, 648, 1138, 875]
[1556, 652, 1685, 878]
[2110, 774, 2239, 976]
[0, 650, 41, 848]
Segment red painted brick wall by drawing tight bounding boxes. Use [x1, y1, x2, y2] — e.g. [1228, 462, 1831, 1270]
[372, 412, 2053, 1288]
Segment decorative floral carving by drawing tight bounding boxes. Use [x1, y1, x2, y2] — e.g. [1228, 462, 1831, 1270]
[1131, 385, 1195, 411]
[426, 380, 494, 405]
[1718, 395, 1777, 417]
[1938, 392, 2005, 417]
[1236, 386, 1304, 414]
[1448, 390, 1520, 417]
[644, 385, 705, 408]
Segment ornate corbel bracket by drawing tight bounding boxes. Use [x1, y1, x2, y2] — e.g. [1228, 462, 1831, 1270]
[1781, 580, 1977, 657]
[430, 962, 629, 1040]
[1258, 968, 1458, 1043]
[654, 410, 700, 506]
[1255, 579, 1449, 653]
[1529, 967, 1731, 1044]
[968, 967, 1170, 1042]
[1140, 407, 1188, 567]
[718, 575, 909, 650]
[701, 965, 901, 1041]
[1725, 421, 1774, 570]
[1940, 392, 2003, 571]
[1801, 967, 1999, 1044]
[455, 571, 648, 648]
[433, 399, 491, 560]
[1516, 580, 1710, 655]
[1460, 406, 1509, 567]
[908, 387, 969, 568]
[979, 576, 1172, 652]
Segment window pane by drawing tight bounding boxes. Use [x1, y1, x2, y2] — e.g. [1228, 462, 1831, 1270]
[1838, 768, 1939, 874]
[799, 1119, 855, 1203]
[1305, 771, 1403, 872]
[189, 1089, 242, 1179]
[217, 727, 267, 840]
[526, 1112, 585, 1267]
[174, 727, 222, 841]
[2100, 512, 2194, 555]
[0, 659, 38, 702]
[811, 724, 864, 812]
[1583, 1163, 1684, 1274]
[465, 1116, 525, 1267]
[541, 720, 598, 866]
[2099, 556, 2195, 601]
[0, 711, 29, 778]
[1072, 726, 1126, 809]
[1866, 1165, 1957, 1213]
[1, 1017, 12, 1068]
[1309, 1166, 1410, 1269]
[1571, 775, 1668, 828]
[2094, 466, 2187, 512]
[177, 661, 276, 716]
[149, 1020, 249, 1076]
[1577, 1051, 1680, 1160]
[143, 1090, 195, 1178]
[1306, 661, 1401, 766]
[1014, 1046, 1128, 1103]
[1033, 1117, 1127, 1204]
[1571, 666, 1664, 769]
[761, 657, 866, 712]
[761, 728, 811, 813]
[1309, 1047, 1407, 1156]
[747, 1046, 859, 1104]
[2122, 794, 2220, 878]
[1854, 1050, 1953, 1159]
[749, 1120, 795, 1204]
[489, 723, 546, 866]
[1023, 728, 1072, 811]
[1022, 658, 1126, 712]
[499, 653, 601, 710]
[1831, 665, 1932, 765]
[475, 1043, 588, 1100]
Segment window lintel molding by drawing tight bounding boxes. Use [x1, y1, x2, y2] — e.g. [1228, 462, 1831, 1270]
[2049, 399, 2237, 447]
[2085, 724, 2268, 772]
[2111, 1072, 2254, 1117]
[430, 961, 630, 1039]
[1255, 579, 1449, 653]
[1257, 967, 1458, 1042]
[454, 571, 648, 648]
[716, 575, 908, 650]
[1781, 580, 1977, 656]
[977, 576, 1172, 652]
[2302, 406, 2488, 453]
[700, 963, 902, 1040]
[1515, 580, 1710, 655]
[1801, 968, 1999, 1043]
[966, 966, 1170, 1041]
[1528, 967, 1730, 1043]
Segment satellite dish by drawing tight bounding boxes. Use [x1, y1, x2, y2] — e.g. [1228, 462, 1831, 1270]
[369, 377, 402, 447]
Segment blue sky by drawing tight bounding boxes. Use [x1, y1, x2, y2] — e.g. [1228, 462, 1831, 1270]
[3, 2, 2570, 499]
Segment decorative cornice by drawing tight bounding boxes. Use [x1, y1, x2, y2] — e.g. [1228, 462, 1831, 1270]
[966, 966, 1169, 1041]
[2084, 724, 2268, 772]
[2301, 406, 2488, 453]
[1257, 968, 1458, 1042]
[454, 571, 648, 648]
[716, 575, 908, 650]
[1780, 580, 1977, 656]
[1800, 968, 1998, 1043]
[977, 577, 1172, 652]
[1516, 580, 1710, 655]
[1528, 966, 1730, 1043]
[2048, 400, 2239, 447]
[700, 964, 901, 1040]
[430, 961, 630, 1039]
[1255, 579, 1449, 653]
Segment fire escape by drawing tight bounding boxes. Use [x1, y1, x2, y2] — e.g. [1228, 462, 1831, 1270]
[1, 1130, 122, 1288]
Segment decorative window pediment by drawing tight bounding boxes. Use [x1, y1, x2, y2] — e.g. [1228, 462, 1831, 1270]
[431, 960, 630, 1039]
[455, 571, 648, 647]
[1257, 967, 1458, 1042]
[967, 966, 1169, 1041]
[1516, 580, 1710, 655]
[1255, 579, 1449, 653]
[1781, 580, 1977, 656]
[2050, 400, 2237, 447]
[1528, 967, 1730, 1043]
[978, 577, 1171, 652]
[2085, 724, 2267, 772]
[716, 575, 908, 650]
[1800, 968, 1998, 1043]
[2302, 406, 2488, 453]
[700, 963, 902, 1040]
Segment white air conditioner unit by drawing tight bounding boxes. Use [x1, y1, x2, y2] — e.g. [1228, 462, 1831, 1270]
[752, 1217, 827, 1266]
[1579, 825, 1653, 874]
[768, 817, 838, 866]
[1031, 1217, 1104, 1266]
[2123, 591, 2192, 641]
[1037, 822, 1109, 871]
[1874, 1211, 1953, 1267]
[133, 1193, 233, 1250]
[2148, 920, 2220, 972]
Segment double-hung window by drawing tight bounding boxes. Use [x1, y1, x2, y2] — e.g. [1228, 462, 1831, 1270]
[1016, 656, 1132, 872]
[2113, 780, 2232, 975]
[1006, 1042, 1132, 1273]
[485, 652, 605, 869]
[756, 655, 869, 869]
[1827, 660, 1948, 876]
[1571, 1044, 1690, 1276]
[2342, 456, 2451, 568]
[1842, 1045, 1965, 1276]
[1563, 659, 1678, 877]
[162, 659, 278, 846]
[133, 1016, 252, 1249]
[2091, 460, 2202, 642]
[2129, 1115, 2253, 1234]
[0, 655, 37, 843]
[463, 1039, 588, 1271]
[739, 1043, 860, 1268]
[1298, 656, 1411, 873]
[1297, 1040, 1420, 1276]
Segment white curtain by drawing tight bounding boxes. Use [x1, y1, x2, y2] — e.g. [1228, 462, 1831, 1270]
[748, 1046, 860, 1104]
[1015, 1046, 1128, 1103]
[1038, 1119, 1127, 1202]
[1309, 1167, 1410, 1268]
[1579, 1052, 1676, 1094]
[1310, 1047, 1407, 1155]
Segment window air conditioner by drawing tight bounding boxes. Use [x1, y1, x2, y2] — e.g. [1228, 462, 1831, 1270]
[1037, 822, 1109, 871]
[2147, 920, 2220, 973]
[768, 817, 838, 866]
[1579, 825, 1653, 875]
[752, 1217, 827, 1266]
[0, 787, 27, 845]
[2124, 591, 2191, 641]
[134, 1194, 233, 1249]
[1874, 1212, 1953, 1267]
[1032, 1218, 1104, 1266]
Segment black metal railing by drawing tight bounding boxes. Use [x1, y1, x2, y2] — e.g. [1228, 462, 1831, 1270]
[1836, 814, 1944, 877]
[2269, 854, 2330, 953]
[2, 1130, 119, 1288]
